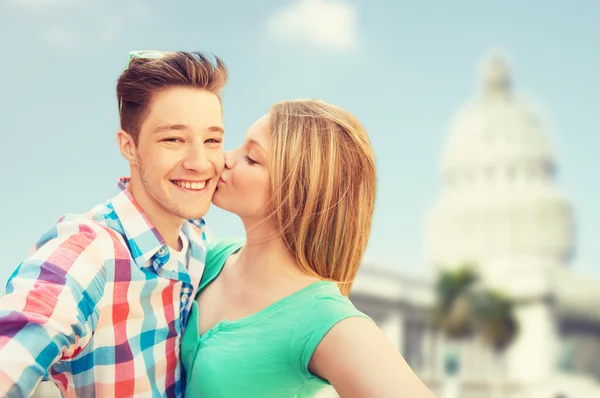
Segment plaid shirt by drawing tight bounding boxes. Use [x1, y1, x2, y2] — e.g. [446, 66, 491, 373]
[0, 178, 208, 398]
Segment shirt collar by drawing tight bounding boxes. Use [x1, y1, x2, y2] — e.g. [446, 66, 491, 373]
[109, 177, 167, 268]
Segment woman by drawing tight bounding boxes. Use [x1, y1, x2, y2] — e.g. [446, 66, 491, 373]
[182, 99, 434, 397]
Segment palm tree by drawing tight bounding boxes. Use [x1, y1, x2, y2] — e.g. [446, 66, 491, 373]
[431, 265, 518, 397]
[469, 288, 518, 351]
[430, 265, 479, 340]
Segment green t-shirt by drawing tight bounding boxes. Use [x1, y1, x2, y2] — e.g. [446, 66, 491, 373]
[181, 238, 371, 397]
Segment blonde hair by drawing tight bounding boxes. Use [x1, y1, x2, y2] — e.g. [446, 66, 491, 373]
[267, 99, 376, 297]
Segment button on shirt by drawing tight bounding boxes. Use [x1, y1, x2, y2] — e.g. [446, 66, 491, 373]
[0, 178, 208, 398]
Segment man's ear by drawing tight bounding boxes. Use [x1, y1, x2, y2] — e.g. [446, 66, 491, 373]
[116, 130, 138, 165]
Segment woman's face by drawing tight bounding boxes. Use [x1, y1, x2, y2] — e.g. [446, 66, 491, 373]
[212, 114, 271, 221]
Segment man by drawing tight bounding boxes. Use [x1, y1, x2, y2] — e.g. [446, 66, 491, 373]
[0, 51, 227, 397]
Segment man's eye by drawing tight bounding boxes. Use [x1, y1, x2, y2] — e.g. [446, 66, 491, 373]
[163, 137, 183, 143]
[205, 138, 222, 144]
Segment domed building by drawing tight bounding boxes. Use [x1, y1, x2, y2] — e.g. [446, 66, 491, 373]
[423, 53, 600, 397]
[428, 55, 574, 282]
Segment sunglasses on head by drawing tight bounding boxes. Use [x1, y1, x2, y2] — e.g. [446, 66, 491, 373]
[126, 50, 168, 67]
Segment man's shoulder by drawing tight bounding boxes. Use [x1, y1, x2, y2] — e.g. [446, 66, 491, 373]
[11, 215, 120, 288]
[35, 203, 128, 256]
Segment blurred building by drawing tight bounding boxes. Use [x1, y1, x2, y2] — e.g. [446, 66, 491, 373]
[322, 55, 600, 398]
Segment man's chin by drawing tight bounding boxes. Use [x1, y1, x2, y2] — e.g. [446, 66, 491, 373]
[175, 204, 211, 221]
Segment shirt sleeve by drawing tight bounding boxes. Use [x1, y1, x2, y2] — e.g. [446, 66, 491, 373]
[289, 293, 372, 380]
[0, 220, 108, 398]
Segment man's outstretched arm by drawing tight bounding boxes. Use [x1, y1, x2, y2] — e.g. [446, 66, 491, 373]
[0, 221, 107, 398]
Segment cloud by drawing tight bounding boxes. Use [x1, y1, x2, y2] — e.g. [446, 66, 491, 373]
[266, 0, 359, 53]
[11, 0, 153, 51]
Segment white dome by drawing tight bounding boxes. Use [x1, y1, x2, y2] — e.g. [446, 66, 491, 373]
[426, 54, 575, 276]
[442, 55, 555, 184]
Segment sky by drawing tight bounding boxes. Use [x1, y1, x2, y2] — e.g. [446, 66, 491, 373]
[0, 0, 598, 287]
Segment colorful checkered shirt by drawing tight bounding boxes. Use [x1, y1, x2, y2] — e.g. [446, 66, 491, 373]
[0, 178, 208, 397]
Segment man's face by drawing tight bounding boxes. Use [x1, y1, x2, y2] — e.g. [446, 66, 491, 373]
[125, 87, 225, 223]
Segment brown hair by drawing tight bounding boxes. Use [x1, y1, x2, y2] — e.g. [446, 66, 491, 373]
[116, 51, 227, 144]
[267, 99, 377, 296]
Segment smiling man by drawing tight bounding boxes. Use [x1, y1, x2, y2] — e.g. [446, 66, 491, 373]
[0, 51, 227, 398]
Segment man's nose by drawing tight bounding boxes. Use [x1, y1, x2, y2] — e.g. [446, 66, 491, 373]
[223, 150, 236, 169]
[182, 145, 212, 172]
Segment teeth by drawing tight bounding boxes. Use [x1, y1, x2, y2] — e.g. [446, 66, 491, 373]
[175, 180, 206, 190]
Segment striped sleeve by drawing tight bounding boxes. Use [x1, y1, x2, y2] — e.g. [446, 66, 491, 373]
[0, 221, 108, 398]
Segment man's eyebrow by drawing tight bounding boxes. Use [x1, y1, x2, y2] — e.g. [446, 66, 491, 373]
[154, 124, 189, 133]
[154, 124, 224, 134]
[208, 126, 225, 134]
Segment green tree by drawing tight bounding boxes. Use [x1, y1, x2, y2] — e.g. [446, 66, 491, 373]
[431, 265, 518, 350]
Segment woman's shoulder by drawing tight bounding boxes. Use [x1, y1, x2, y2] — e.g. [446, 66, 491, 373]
[289, 282, 372, 378]
[207, 236, 244, 254]
[199, 237, 244, 290]
[206, 237, 244, 265]
[296, 282, 370, 325]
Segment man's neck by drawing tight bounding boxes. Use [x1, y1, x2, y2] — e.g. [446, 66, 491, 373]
[127, 178, 184, 251]
[152, 216, 184, 251]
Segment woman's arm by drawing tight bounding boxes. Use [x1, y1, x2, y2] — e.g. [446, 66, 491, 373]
[309, 317, 435, 398]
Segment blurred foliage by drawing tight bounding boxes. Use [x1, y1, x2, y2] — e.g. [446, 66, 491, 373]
[431, 264, 518, 351]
